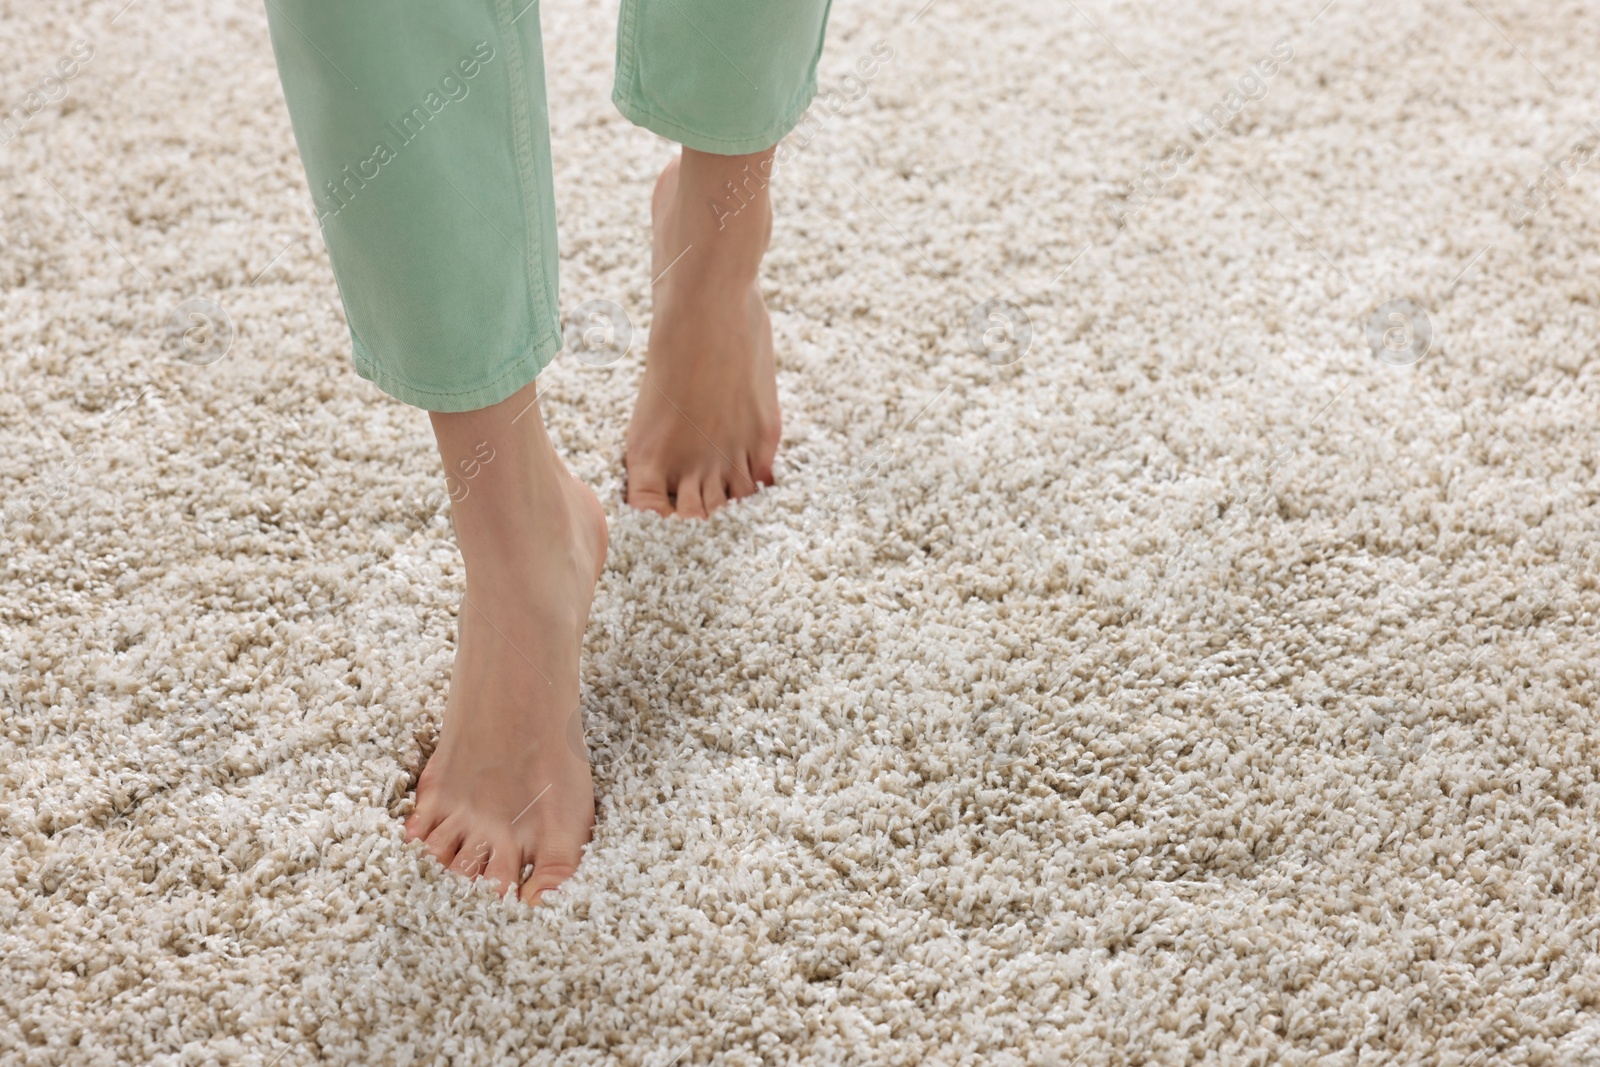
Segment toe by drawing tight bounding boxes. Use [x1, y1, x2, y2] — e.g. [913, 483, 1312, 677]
[626, 462, 674, 516]
[674, 476, 708, 519]
[449, 837, 494, 879]
[701, 472, 729, 514]
[484, 839, 524, 898]
[404, 774, 445, 842]
[423, 817, 467, 869]
[519, 844, 584, 905]
[403, 806, 437, 844]
[751, 446, 776, 487]
[727, 453, 759, 501]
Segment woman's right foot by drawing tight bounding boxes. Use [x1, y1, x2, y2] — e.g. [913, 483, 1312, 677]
[404, 383, 608, 904]
[624, 149, 782, 518]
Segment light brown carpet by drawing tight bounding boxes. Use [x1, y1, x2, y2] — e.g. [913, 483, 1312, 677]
[4, 0, 1600, 1063]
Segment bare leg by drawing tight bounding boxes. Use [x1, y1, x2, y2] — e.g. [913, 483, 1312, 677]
[403, 381, 608, 903]
[624, 146, 781, 518]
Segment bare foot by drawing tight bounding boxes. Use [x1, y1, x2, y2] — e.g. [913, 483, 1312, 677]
[625, 148, 781, 518]
[404, 382, 608, 903]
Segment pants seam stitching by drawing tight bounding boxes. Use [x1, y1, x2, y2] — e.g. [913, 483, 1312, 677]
[350, 326, 563, 408]
[495, 0, 557, 330]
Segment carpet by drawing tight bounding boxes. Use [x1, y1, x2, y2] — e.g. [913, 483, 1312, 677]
[4, 0, 1600, 1063]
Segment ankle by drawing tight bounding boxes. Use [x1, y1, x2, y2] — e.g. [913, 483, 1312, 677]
[455, 495, 570, 569]
[698, 182, 770, 236]
[429, 383, 586, 565]
[673, 147, 774, 272]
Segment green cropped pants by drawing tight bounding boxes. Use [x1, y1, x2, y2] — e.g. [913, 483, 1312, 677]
[264, 0, 831, 411]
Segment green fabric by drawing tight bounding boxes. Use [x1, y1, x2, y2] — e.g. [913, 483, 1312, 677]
[264, 0, 831, 412]
[613, 0, 833, 154]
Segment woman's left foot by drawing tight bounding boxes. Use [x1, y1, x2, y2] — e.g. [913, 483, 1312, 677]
[624, 149, 781, 518]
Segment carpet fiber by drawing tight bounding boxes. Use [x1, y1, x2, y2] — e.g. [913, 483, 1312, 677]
[4, 0, 1600, 1063]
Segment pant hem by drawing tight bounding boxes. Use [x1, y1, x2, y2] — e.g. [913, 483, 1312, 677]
[612, 79, 817, 156]
[350, 327, 563, 413]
